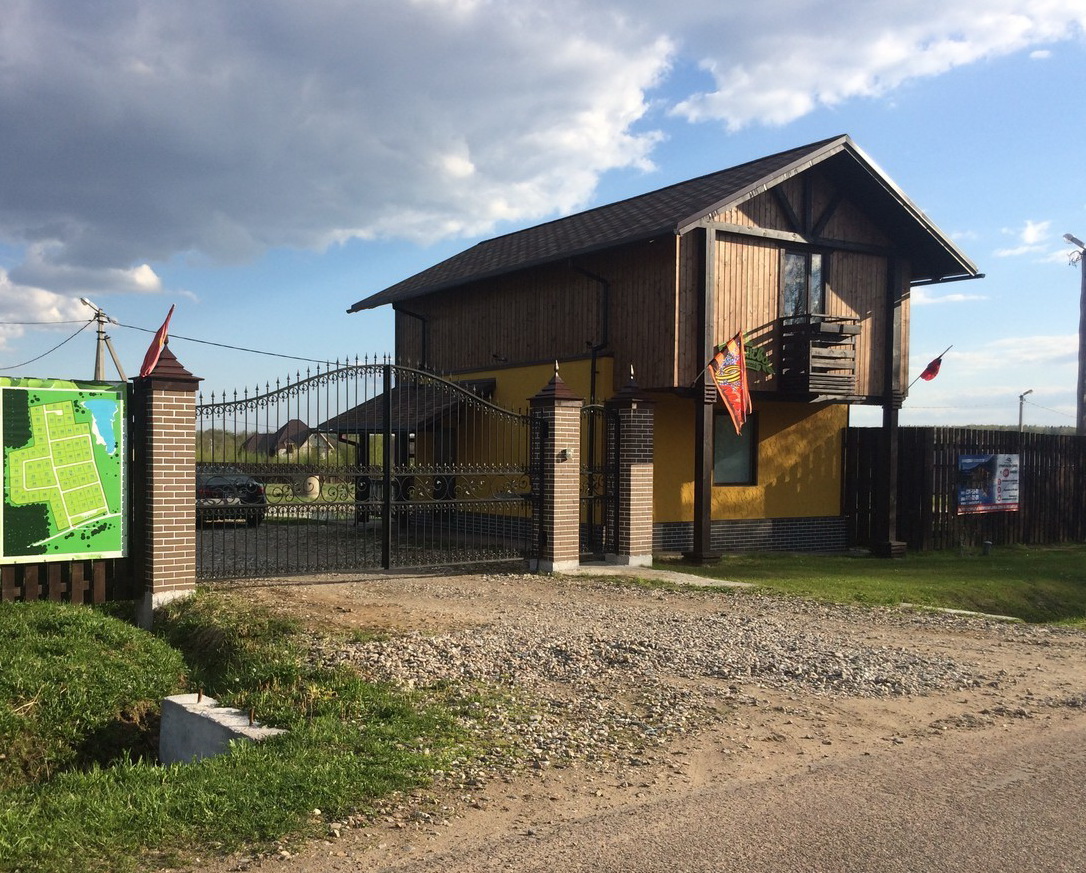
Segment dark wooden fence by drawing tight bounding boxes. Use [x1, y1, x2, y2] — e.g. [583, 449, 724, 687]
[0, 558, 136, 604]
[845, 427, 1086, 551]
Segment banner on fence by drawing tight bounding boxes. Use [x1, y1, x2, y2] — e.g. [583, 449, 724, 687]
[957, 453, 1019, 515]
[0, 378, 126, 562]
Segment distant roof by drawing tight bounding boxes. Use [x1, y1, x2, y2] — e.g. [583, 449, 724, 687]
[348, 135, 979, 313]
[240, 418, 313, 455]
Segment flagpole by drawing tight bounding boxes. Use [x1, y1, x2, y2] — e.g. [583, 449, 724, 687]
[908, 344, 952, 390]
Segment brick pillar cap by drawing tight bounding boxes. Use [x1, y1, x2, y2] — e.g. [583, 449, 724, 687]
[134, 344, 202, 390]
[530, 367, 582, 405]
[606, 366, 655, 408]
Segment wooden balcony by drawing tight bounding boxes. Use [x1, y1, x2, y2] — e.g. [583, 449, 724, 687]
[778, 316, 860, 398]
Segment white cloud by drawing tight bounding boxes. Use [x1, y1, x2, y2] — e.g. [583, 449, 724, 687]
[0, 269, 90, 352]
[911, 286, 987, 305]
[669, 1, 1086, 129]
[994, 219, 1054, 256]
[0, 0, 1083, 307]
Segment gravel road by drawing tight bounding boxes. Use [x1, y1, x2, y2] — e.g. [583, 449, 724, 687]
[196, 569, 1086, 873]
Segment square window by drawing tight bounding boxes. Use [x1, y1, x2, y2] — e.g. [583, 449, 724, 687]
[713, 412, 757, 485]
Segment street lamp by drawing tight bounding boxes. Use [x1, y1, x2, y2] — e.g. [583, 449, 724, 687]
[1063, 233, 1086, 435]
[1018, 388, 1033, 433]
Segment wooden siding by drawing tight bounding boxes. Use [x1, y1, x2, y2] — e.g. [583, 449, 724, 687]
[396, 238, 681, 393]
[713, 234, 778, 391]
[395, 166, 911, 400]
[830, 250, 887, 397]
[703, 172, 907, 400]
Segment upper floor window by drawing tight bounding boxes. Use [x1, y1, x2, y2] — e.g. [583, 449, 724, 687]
[781, 250, 826, 320]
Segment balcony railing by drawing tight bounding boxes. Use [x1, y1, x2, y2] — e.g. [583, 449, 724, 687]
[778, 315, 860, 397]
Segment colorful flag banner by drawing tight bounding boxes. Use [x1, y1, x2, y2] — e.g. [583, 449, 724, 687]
[708, 331, 752, 435]
[139, 304, 175, 378]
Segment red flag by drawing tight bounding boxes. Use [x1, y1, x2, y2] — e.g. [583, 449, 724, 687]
[139, 305, 175, 378]
[708, 332, 752, 434]
[919, 356, 942, 381]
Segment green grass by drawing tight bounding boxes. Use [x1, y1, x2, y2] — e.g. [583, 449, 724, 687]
[655, 544, 1086, 624]
[0, 602, 186, 792]
[0, 594, 476, 873]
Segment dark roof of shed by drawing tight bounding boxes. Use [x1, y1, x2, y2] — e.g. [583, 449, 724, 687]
[316, 379, 496, 434]
[348, 134, 979, 313]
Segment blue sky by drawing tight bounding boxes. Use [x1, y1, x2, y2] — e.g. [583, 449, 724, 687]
[1, 1, 1085, 428]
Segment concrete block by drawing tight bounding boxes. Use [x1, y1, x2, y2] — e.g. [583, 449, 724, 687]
[160, 693, 286, 765]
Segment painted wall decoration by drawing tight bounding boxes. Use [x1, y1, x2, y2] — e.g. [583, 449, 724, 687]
[957, 453, 1020, 515]
[1, 378, 126, 562]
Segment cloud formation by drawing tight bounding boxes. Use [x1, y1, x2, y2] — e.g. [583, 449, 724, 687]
[1, 0, 1084, 303]
[995, 219, 1054, 256]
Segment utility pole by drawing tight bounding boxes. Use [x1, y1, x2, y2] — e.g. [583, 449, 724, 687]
[80, 297, 128, 381]
[1062, 234, 1086, 436]
[1018, 389, 1033, 433]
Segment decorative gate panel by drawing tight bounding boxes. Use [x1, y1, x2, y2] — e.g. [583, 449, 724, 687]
[196, 362, 539, 579]
[580, 404, 618, 559]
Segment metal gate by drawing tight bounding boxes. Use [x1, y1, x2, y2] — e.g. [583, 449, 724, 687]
[196, 361, 541, 579]
[580, 404, 618, 559]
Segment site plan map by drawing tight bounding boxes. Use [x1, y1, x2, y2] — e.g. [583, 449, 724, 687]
[1, 379, 126, 562]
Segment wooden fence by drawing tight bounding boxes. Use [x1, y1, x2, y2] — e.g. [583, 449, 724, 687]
[845, 427, 1086, 551]
[0, 558, 136, 603]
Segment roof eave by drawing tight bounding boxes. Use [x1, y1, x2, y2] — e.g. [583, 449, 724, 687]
[348, 225, 678, 312]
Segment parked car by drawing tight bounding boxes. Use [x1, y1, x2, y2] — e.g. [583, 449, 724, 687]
[196, 469, 267, 526]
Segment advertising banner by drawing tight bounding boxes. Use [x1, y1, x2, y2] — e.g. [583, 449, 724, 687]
[1, 378, 126, 562]
[957, 453, 1020, 515]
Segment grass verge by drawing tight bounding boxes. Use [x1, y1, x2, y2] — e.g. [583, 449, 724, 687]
[0, 592, 475, 873]
[655, 544, 1086, 624]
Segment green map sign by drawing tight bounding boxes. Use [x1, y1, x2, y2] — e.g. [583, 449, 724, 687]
[1, 378, 126, 562]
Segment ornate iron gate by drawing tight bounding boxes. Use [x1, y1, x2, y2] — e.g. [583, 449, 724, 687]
[580, 403, 618, 559]
[196, 361, 540, 579]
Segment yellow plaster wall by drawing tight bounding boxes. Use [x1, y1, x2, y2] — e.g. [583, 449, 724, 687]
[652, 395, 846, 522]
[456, 357, 613, 411]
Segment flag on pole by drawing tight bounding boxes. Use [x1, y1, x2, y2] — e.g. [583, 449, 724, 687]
[908, 345, 952, 389]
[139, 304, 175, 378]
[919, 356, 942, 381]
[708, 331, 751, 434]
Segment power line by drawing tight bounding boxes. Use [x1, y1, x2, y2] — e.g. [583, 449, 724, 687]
[0, 321, 94, 371]
[1023, 398, 1074, 419]
[0, 319, 91, 325]
[115, 321, 335, 366]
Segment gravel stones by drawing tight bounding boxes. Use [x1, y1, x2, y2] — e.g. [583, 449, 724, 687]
[302, 574, 1004, 778]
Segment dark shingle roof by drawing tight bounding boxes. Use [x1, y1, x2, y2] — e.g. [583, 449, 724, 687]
[348, 135, 977, 312]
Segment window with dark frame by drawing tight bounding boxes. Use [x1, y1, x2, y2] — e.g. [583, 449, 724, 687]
[781, 249, 826, 320]
[713, 412, 757, 486]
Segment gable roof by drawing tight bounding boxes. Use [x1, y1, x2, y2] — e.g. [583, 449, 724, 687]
[240, 419, 314, 455]
[348, 135, 978, 313]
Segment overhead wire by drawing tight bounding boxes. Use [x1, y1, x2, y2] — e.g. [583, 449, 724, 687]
[0, 320, 94, 371]
[114, 321, 335, 366]
[0, 319, 89, 325]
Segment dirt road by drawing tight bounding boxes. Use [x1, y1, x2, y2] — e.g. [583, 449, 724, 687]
[197, 570, 1086, 873]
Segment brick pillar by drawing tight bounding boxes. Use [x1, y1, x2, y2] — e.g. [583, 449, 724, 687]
[132, 345, 201, 629]
[606, 371, 655, 567]
[529, 370, 583, 573]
